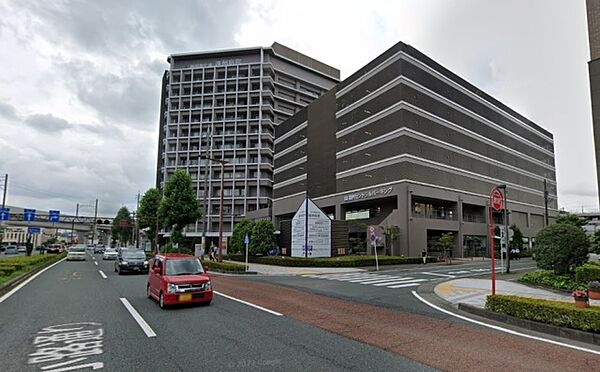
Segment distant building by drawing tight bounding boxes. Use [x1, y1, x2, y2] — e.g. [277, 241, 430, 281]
[273, 41, 558, 257]
[587, 0, 600, 207]
[156, 43, 339, 244]
[1, 227, 43, 247]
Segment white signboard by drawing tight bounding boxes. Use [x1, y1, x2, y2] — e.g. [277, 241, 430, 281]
[291, 197, 332, 258]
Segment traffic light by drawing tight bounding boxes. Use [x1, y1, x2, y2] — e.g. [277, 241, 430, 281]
[96, 219, 111, 225]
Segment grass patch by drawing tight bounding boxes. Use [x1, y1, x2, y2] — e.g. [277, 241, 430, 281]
[0, 253, 67, 286]
[224, 254, 436, 267]
[519, 270, 586, 291]
[486, 294, 600, 333]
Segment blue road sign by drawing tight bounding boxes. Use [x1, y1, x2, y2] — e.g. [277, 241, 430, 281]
[370, 234, 377, 241]
[23, 209, 36, 222]
[49, 210, 60, 223]
[244, 234, 250, 245]
[0, 207, 9, 221]
[28, 227, 41, 234]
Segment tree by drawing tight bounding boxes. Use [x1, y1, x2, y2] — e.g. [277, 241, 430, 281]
[380, 224, 400, 256]
[230, 219, 254, 253]
[138, 188, 162, 252]
[112, 206, 132, 246]
[158, 169, 200, 248]
[555, 213, 586, 228]
[509, 224, 524, 250]
[590, 230, 600, 254]
[535, 223, 589, 274]
[249, 220, 274, 256]
[438, 232, 454, 263]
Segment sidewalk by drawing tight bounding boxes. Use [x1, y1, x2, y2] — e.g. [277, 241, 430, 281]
[224, 260, 365, 276]
[435, 278, 600, 308]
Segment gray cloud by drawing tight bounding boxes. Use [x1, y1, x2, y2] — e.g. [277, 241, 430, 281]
[24, 114, 71, 133]
[0, 101, 18, 120]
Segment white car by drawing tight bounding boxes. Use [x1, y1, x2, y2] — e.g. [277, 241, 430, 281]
[66, 246, 86, 261]
[103, 248, 118, 260]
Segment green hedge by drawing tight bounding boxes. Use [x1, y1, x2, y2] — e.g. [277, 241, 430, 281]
[0, 253, 66, 286]
[224, 254, 436, 267]
[575, 263, 600, 283]
[520, 270, 586, 291]
[485, 294, 600, 333]
[202, 260, 247, 273]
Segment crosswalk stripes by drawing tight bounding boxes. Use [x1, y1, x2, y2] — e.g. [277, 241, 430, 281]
[300, 272, 430, 290]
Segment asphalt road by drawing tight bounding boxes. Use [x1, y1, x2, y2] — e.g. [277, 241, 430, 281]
[247, 258, 538, 319]
[0, 252, 434, 372]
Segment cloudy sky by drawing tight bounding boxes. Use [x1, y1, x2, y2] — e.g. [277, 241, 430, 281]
[0, 0, 594, 217]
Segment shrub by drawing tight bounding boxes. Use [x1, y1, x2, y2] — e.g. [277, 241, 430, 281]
[230, 219, 254, 253]
[534, 223, 589, 274]
[520, 270, 586, 291]
[202, 260, 246, 273]
[575, 263, 600, 283]
[485, 294, 600, 333]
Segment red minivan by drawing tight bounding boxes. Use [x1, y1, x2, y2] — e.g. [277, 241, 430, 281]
[147, 253, 213, 308]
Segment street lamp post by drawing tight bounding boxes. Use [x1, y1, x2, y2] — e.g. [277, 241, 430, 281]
[200, 129, 213, 255]
[208, 157, 228, 263]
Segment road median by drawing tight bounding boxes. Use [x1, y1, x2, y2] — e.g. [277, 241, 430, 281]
[0, 254, 66, 297]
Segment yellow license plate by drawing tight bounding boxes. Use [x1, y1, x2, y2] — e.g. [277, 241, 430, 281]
[179, 294, 192, 301]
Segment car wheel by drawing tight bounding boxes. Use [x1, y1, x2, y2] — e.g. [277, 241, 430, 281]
[147, 285, 152, 299]
[159, 292, 165, 309]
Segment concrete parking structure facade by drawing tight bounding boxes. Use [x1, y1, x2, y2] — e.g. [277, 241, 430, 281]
[273, 41, 558, 257]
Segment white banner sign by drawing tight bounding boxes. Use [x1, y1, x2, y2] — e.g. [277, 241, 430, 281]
[291, 197, 331, 258]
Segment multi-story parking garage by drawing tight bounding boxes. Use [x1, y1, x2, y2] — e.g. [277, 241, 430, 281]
[273, 41, 558, 257]
[156, 43, 339, 244]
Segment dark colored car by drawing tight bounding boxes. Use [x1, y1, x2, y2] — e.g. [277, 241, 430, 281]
[114, 250, 149, 275]
[147, 253, 212, 309]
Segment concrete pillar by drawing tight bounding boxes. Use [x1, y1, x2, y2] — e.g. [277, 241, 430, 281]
[397, 184, 410, 256]
[457, 196, 464, 258]
[335, 204, 346, 220]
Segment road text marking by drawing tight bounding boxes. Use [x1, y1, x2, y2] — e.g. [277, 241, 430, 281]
[411, 290, 600, 356]
[98, 271, 107, 279]
[119, 298, 157, 337]
[214, 291, 283, 316]
[0, 257, 66, 304]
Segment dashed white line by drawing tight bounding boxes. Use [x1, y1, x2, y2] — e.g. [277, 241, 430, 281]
[0, 257, 66, 304]
[411, 290, 600, 356]
[214, 291, 283, 316]
[94, 261, 98, 266]
[119, 298, 157, 337]
[421, 271, 456, 278]
[98, 270, 107, 279]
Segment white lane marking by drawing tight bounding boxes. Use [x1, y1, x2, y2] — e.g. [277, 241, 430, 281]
[45, 362, 104, 371]
[214, 291, 283, 316]
[448, 271, 471, 275]
[411, 290, 600, 356]
[374, 279, 427, 287]
[386, 279, 428, 288]
[0, 257, 66, 304]
[358, 277, 414, 285]
[421, 271, 456, 278]
[347, 275, 396, 283]
[94, 261, 98, 266]
[119, 298, 157, 337]
[98, 270, 107, 279]
[387, 282, 421, 289]
[41, 357, 87, 370]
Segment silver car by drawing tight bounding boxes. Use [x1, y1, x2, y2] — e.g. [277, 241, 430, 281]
[66, 246, 86, 261]
[102, 248, 118, 260]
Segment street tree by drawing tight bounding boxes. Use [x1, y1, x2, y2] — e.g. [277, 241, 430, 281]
[158, 169, 200, 249]
[590, 230, 600, 254]
[112, 206, 132, 246]
[509, 224, 524, 250]
[438, 232, 454, 263]
[535, 223, 589, 274]
[138, 188, 162, 253]
[249, 219, 274, 256]
[379, 224, 400, 256]
[555, 213, 586, 229]
[230, 219, 254, 253]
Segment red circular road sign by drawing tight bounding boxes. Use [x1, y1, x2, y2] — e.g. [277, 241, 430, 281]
[490, 189, 504, 211]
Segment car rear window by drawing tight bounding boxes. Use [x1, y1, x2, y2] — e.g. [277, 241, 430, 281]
[122, 251, 146, 260]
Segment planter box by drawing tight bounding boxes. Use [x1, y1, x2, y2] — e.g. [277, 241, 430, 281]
[575, 297, 590, 308]
[589, 290, 600, 300]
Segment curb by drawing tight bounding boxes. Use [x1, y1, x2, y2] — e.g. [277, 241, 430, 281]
[458, 303, 600, 346]
[0, 255, 65, 297]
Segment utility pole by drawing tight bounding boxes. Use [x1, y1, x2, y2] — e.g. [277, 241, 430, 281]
[504, 187, 510, 274]
[70, 203, 79, 244]
[91, 199, 98, 246]
[201, 129, 212, 255]
[208, 157, 227, 262]
[136, 192, 140, 249]
[1, 173, 7, 209]
[544, 179, 549, 226]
